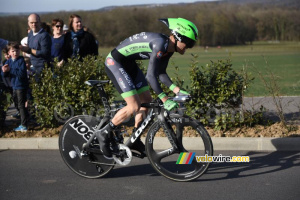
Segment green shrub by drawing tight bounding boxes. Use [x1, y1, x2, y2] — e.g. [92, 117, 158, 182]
[30, 55, 115, 128]
[0, 85, 12, 130]
[187, 56, 255, 130]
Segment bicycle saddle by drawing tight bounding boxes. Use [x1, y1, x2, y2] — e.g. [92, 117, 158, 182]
[85, 80, 110, 86]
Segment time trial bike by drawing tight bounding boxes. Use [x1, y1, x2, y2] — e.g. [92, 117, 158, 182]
[58, 80, 213, 182]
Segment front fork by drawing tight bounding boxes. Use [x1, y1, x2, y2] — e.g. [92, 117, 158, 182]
[157, 111, 186, 154]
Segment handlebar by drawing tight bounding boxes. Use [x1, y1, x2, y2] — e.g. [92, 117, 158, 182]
[141, 95, 191, 109]
[170, 95, 191, 103]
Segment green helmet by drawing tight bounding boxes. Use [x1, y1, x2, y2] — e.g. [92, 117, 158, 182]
[159, 18, 198, 48]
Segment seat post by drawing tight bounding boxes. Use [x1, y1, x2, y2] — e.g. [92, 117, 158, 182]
[96, 84, 111, 115]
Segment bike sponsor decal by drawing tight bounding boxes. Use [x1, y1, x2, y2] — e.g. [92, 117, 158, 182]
[136, 82, 143, 88]
[119, 78, 126, 89]
[139, 53, 149, 59]
[69, 118, 95, 141]
[161, 121, 178, 149]
[119, 68, 135, 88]
[176, 22, 191, 33]
[148, 122, 160, 144]
[157, 51, 163, 58]
[164, 42, 168, 51]
[106, 58, 114, 66]
[132, 34, 139, 40]
[171, 118, 183, 123]
[130, 32, 146, 41]
[131, 109, 154, 143]
[119, 42, 152, 56]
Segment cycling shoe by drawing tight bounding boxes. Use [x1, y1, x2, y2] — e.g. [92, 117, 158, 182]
[95, 125, 113, 159]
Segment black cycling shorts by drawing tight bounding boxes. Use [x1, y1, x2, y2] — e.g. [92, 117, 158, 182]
[105, 53, 149, 98]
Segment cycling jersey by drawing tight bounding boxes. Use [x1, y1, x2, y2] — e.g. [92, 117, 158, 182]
[105, 32, 174, 98]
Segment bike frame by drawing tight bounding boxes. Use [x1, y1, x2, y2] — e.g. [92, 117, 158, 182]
[84, 85, 181, 155]
[83, 80, 183, 157]
[124, 102, 180, 153]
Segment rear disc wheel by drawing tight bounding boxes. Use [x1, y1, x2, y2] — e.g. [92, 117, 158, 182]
[59, 115, 115, 178]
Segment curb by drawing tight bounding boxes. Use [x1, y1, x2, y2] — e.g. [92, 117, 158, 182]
[0, 137, 300, 151]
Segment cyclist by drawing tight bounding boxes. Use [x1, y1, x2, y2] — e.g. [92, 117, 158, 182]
[97, 18, 198, 158]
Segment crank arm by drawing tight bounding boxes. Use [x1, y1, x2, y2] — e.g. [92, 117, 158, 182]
[88, 161, 115, 166]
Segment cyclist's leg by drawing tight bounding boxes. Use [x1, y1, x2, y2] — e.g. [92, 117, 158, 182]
[97, 94, 141, 158]
[135, 90, 152, 127]
[104, 54, 142, 126]
[128, 91, 151, 155]
[111, 94, 141, 126]
[133, 67, 152, 128]
[98, 55, 142, 157]
[130, 68, 152, 155]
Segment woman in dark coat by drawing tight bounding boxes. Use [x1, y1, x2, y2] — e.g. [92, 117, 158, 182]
[62, 14, 98, 61]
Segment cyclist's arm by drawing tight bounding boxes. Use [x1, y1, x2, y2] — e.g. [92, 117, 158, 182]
[156, 53, 181, 94]
[146, 53, 174, 102]
[145, 59, 163, 94]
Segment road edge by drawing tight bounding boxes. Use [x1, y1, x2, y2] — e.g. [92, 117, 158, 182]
[0, 137, 300, 151]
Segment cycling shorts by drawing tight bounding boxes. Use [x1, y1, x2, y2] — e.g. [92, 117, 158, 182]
[105, 53, 149, 98]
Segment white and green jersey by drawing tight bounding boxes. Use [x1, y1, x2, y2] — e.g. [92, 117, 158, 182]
[106, 32, 174, 97]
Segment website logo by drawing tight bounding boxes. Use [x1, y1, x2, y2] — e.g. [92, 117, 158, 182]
[177, 153, 250, 164]
[176, 152, 195, 164]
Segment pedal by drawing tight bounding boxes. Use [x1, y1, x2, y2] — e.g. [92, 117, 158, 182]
[113, 144, 132, 166]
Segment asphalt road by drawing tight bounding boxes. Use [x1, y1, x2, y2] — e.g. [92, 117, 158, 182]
[0, 150, 299, 200]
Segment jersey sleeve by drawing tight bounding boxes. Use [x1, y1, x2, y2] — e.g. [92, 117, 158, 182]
[158, 56, 173, 88]
[145, 38, 173, 95]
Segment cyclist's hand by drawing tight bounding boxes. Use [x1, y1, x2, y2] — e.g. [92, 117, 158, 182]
[177, 89, 190, 96]
[164, 99, 179, 111]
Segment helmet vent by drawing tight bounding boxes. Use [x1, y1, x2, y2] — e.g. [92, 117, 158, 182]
[188, 25, 198, 40]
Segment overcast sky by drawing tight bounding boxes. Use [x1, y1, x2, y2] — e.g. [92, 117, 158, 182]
[1, 0, 215, 13]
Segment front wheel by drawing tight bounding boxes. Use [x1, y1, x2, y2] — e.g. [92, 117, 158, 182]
[145, 115, 213, 182]
[59, 115, 115, 178]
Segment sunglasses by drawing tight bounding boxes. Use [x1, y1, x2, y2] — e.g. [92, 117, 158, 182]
[55, 25, 62, 28]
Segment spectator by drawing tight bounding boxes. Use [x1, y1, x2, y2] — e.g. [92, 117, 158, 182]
[2, 42, 29, 132]
[19, 13, 52, 79]
[51, 18, 64, 63]
[41, 22, 51, 35]
[2, 47, 11, 65]
[0, 39, 10, 126]
[20, 27, 31, 60]
[63, 24, 68, 34]
[62, 14, 98, 61]
[2, 46, 21, 119]
[20, 29, 35, 119]
[0, 38, 9, 66]
[1, 47, 12, 88]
